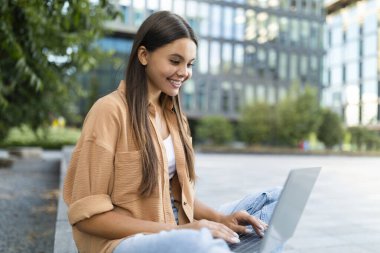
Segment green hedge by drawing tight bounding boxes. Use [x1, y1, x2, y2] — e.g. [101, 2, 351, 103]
[0, 125, 81, 149]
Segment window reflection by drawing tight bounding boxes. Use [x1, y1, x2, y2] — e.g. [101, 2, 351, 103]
[210, 41, 220, 74]
[223, 7, 234, 40]
[211, 5, 221, 38]
[222, 43, 232, 73]
[234, 44, 244, 74]
[363, 13, 377, 35]
[198, 40, 209, 74]
[363, 34, 377, 57]
[279, 52, 287, 80]
[362, 57, 377, 79]
[235, 8, 245, 41]
[199, 2, 209, 36]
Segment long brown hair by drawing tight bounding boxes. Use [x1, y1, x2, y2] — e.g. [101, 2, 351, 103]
[125, 11, 197, 197]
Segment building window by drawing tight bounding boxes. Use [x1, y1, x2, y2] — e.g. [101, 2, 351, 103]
[234, 43, 244, 74]
[182, 79, 195, 110]
[279, 52, 287, 80]
[199, 2, 209, 36]
[235, 8, 245, 41]
[290, 53, 297, 80]
[363, 34, 377, 57]
[301, 20, 310, 48]
[279, 16, 289, 44]
[364, 13, 377, 35]
[290, 18, 299, 45]
[197, 81, 207, 112]
[198, 40, 209, 74]
[331, 66, 342, 87]
[210, 41, 221, 74]
[347, 22, 359, 41]
[300, 55, 307, 77]
[268, 49, 277, 69]
[245, 84, 254, 105]
[234, 82, 243, 111]
[222, 82, 231, 112]
[223, 7, 234, 40]
[222, 43, 233, 73]
[362, 57, 377, 80]
[211, 5, 222, 38]
[344, 41, 359, 62]
[329, 47, 342, 66]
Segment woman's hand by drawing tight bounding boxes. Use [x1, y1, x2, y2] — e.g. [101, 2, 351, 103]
[219, 210, 268, 237]
[178, 219, 241, 244]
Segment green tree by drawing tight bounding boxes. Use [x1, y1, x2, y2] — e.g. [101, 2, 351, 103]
[238, 102, 276, 145]
[276, 84, 321, 146]
[317, 108, 344, 149]
[349, 127, 380, 151]
[0, 0, 118, 139]
[196, 116, 233, 145]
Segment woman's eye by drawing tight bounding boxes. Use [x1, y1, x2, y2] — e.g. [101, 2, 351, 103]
[187, 63, 195, 68]
[170, 60, 180, 65]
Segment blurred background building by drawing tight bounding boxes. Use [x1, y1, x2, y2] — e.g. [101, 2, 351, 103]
[80, 0, 325, 122]
[323, 0, 380, 129]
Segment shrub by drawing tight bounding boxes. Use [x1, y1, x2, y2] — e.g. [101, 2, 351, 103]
[0, 125, 81, 149]
[348, 127, 380, 151]
[238, 102, 276, 145]
[196, 116, 233, 145]
[317, 109, 344, 149]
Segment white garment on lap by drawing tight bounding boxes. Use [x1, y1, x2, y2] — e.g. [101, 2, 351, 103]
[163, 135, 176, 179]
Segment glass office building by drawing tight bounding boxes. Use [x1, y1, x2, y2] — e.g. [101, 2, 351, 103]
[82, 0, 324, 120]
[323, 0, 380, 127]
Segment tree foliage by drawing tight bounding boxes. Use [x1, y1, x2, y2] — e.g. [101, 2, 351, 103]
[0, 0, 118, 139]
[238, 102, 276, 145]
[276, 84, 321, 146]
[348, 126, 380, 151]
[196, 116, 233, 145]
[317, 108, 344, 149]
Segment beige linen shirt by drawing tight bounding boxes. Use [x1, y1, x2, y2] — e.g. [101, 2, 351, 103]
[63, 80, 195, 253]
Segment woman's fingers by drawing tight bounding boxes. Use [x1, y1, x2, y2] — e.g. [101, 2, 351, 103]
[200, 220, 240, 244]
[231, 224, 249, 234]
[238, 211, 268, 237]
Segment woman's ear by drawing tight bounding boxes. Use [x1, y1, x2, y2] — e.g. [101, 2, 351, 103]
[137, 46, 149, 66]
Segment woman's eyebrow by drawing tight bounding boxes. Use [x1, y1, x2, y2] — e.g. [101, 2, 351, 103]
[169, 53, 195, 62]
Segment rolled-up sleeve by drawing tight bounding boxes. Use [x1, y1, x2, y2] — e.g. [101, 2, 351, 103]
[63, 97, 120, 225]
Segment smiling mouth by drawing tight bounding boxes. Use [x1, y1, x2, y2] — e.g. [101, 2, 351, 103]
[168, 79, 183, 88]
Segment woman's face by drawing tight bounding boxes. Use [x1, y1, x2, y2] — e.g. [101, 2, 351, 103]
[139, 38, 197, 99]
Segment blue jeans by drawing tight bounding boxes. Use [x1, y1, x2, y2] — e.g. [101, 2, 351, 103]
[113, 188, 281, 253]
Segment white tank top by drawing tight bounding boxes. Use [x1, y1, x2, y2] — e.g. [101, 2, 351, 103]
[163, 135, 176, 179]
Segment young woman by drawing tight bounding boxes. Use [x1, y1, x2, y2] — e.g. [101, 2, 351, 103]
[63, 11, 280, 253]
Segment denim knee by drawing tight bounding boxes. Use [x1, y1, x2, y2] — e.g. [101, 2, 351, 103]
[162, 228, 231, 253]
[114, 228, 231, 253]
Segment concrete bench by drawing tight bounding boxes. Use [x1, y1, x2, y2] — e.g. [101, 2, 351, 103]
[54, 147, 78, 253]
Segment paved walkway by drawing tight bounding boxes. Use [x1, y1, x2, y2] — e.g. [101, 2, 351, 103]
[0, 157, 60, 253]
[195, 153, 380, 253]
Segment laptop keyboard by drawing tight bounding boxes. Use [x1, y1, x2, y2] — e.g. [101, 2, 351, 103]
[228, 233, 262, 253]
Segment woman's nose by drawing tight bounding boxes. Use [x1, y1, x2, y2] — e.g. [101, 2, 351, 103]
[177, 64, 188, 77]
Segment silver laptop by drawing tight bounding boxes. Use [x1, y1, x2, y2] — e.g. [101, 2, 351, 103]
[229, 167, 321, 253]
